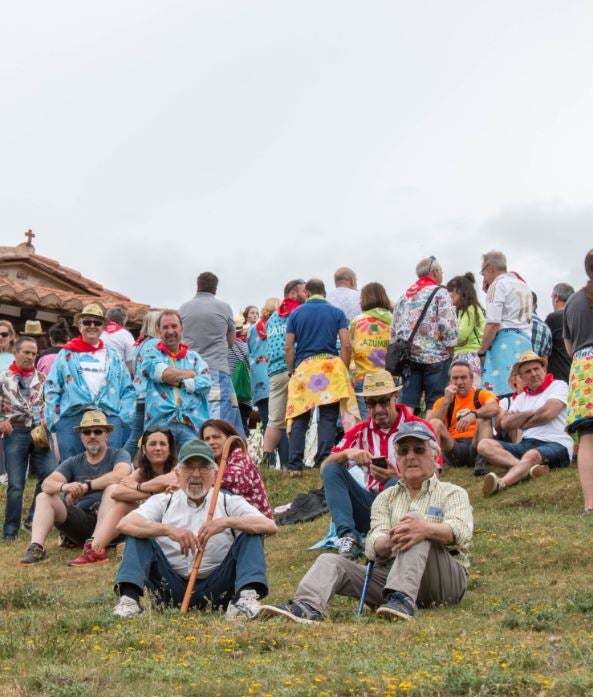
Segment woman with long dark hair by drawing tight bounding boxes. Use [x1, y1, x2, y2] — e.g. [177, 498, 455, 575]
[564, 249, 593, 512]
[200, 418, 272, 518]
[67, 427, 178, 565]
[446, 273, 485, 386]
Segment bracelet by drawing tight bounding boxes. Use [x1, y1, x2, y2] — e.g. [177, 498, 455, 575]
[137, 482, 143, 492]
[60, 482, 65, 492]
[84, 479, 92, 492]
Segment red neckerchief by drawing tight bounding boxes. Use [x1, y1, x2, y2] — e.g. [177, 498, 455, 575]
[9, 361, 34, 377]
[236, 334, 247, 343]
[278, 298, 300, 318]
[63, 337, 105, 353]
[405, 275, 436, 298]
[523, 373, 555, 396]
[133, 335, 147, 347]
[156, 341, 188, 360]
[103, 321, 123, 334]
[510, 270, 527, 283]
[255, 318, 267, 340]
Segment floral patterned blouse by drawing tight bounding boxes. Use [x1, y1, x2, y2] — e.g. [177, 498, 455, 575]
[350, 308, 392, 382]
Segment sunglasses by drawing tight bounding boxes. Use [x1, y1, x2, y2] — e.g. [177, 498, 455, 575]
[81, 319, 104, 327]
[427, 255, 437, 273]
[286, 279, 306, 294]
[81, 428, 107, 436]
[0, 332, 10, 338]
[396, 445, 429, 456]
[179, 463, 214, 474]
[365, 396, 392, 408]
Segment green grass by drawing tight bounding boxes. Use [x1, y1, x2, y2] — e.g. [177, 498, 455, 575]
[1, 467, 593, 696]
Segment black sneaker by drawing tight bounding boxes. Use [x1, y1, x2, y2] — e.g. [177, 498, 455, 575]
[258, 600, 323, 624]
[473, 455, 488, 477]
[376, 592, 417, 621]
[18, 543, 48, 566]
[336, 535, 363, 560]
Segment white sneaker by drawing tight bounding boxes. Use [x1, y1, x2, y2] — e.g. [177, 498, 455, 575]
[226, 589, 261, 620]
[0, 474, 8, 486]
[113, 595, 143, 618]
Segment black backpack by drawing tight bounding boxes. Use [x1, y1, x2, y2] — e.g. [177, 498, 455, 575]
[446, 389, 482, 428]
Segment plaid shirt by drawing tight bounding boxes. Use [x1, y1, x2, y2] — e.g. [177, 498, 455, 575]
[0, 368, 46, 427]
[365, 474, 473, 570]
[531, 313, 552, 358]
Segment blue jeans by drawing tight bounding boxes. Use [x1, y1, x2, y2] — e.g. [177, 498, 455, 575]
[353, 380, 368, 421]
[3, 427, 55, 538]
[115, 533, 268, 607]
[208, 370, 246, 439]
[123, 401, 145, 460]
[500, 438, 570, 469]
[52, 414, 125, 461]
[322, 462, 397, 539]
[400, 358, 451, 411]
[167, 423, 198, 450]
[288, 403, 340, 471]
[255, 399, 269, 430]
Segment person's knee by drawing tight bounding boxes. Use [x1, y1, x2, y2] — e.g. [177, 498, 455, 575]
[321, 461, 345, 484]
[477, 438, 497, 457]
[521, 449, 542, 465]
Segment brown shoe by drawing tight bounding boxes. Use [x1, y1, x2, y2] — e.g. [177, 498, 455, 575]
[483, 472, 503, 498]
[529, 464, 550, 479]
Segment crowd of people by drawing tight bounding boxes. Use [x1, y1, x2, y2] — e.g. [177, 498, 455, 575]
[0, 247, 592, 624]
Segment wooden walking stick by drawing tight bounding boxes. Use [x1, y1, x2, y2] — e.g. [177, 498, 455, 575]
[180, 435, 246, 613]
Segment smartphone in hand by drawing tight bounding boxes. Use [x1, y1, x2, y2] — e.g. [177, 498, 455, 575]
[371, 456, 388, 469]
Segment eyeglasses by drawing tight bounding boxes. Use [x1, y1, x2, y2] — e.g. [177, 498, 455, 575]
[479, 264, 489, 276]
[179, 463, 214, 474]
[365, 396, 392, 408]
[396, 445, 429, 456]
[0, 332, 10, 338]
[81, 319, 104, 327]
[427, 255, 437, 274]
[81, 429, 107, 436]
[286, 279, 306, 294]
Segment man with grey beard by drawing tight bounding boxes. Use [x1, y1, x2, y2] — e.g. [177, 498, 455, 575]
[18, 410, 132, 566]
[112, 439, 276, 619]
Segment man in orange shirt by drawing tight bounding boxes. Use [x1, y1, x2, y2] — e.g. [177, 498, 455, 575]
[428, 360, 498, 475]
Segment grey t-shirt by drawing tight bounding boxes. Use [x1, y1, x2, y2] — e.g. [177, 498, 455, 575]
[179, 292, 234, 373]
[57, 447, 131, 511]
[563, 289, 593, 353]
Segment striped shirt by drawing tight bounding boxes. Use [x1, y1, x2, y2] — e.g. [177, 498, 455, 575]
[365, 475, 473, 570]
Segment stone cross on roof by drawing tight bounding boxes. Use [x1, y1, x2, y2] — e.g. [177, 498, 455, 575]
[24, 229, 35, 246]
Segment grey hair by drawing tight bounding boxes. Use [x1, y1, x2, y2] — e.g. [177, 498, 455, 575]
[416, 257, 441, 278]
[482, 250, 507, 271]
[106, 306, 128, 326]
[552, 283, 574, 302]
[140, 309, 161, 338]
[428, 439, 441, 457]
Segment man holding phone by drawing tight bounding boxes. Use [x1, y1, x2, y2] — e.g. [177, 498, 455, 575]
[319, 370, 437, 559]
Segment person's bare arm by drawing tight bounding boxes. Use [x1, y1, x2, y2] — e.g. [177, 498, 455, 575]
[112, 471, 178, 503]
[391, 515, 454, 552]
[285, 332, 296, 374]
[320, 448, 372, 472]
[455, 397, 499, 433]
[521, 399, 565, 430]
[478, 323, 500, 356]
[197, 515, 277, 547]
[564, 338, 573, 357]
[227, 327, 236, 349]
[338, 328, 351, 367]
[41, 470, 68, 495]
[117, 511, 201, 556]
[427, 385, 457, 422]
[500, 409, 536, 431]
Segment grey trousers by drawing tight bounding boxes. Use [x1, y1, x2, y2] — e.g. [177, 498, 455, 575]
[294, 541, 467, 613]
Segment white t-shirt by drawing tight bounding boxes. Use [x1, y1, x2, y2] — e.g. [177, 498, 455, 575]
[509, 380, 573, 457]
[136, 488, 264, 579]
[485, 272, 532, 333]
[326, 287, 362, 323]
[79, 349, 107, 397]
[101, 328, 135, 363]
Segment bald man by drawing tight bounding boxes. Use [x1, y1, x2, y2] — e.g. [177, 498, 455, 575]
[326, 267, 361, 322]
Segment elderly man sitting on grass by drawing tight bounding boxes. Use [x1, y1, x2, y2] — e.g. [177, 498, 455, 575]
[112, 439, 277, 619]
[256, 421, 473, 623]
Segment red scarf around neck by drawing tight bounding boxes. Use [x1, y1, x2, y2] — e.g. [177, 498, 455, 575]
[9, 361, 34, 377]
[255, 318, 267, 340]
[103, 321, 123, 334]
[278, 298, 300, 318]
[63, 337, 104, 353]
[156, 341, 188, 360]
[405, 275, 437, 298]
[523, 373, 555, 396]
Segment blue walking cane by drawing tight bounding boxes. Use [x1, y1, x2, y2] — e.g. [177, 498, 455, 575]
[357, 560, 374, 616]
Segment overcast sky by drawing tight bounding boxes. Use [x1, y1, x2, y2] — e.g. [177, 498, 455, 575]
[2, 1, 592, 317]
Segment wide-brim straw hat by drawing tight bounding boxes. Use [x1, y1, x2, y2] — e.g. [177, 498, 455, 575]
[73, 410, 114, 432]
[73, 303, 105, 325]
[359, 370, 402, 397]
[21, 320, 44, 336]
[513, 350, 547, 372]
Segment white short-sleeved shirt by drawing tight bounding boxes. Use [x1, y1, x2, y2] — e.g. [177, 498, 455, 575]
[136, 488, 264, 579]
[510, 380, 573, 456]
[79, 349, 107, 397]
[101, 328, 135, 363]
[485, 273, 532, 333]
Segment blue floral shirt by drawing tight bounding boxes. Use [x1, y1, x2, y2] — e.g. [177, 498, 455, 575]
[143, 345, 212, 432]
[44, 347, 136, 431]
[391, 286, 458, 364]
[131, 337, 159, 401]
[247, 325, 270, 403]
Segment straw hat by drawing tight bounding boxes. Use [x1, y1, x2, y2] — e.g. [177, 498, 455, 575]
[73, 410, 114, 432]
[21, 320, 44, 336]
[73, 303, 105, 325]
[360, 370, 402, 397]
[514, 350, 547, 371]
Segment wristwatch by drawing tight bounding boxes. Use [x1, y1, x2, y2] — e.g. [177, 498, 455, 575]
[84, 479, 93, 491]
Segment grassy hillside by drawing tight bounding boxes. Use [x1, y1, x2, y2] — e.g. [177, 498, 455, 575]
[0, 466, 592, 696]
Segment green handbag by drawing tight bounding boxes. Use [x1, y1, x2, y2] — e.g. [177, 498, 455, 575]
[231, 360, 252, 402]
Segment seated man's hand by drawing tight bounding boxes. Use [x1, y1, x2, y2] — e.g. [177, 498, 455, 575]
[197, 518, 227, 547]
[168, 526, 200, 557]
[344, 448, 373, 466]
[0, 421, 13, 436]
[369, 462, 398, 483]
[62, 481, 86, 501]
[444, 384, 458, 403]
[456, 412, 476, 433]
[389, 515, 429, 552]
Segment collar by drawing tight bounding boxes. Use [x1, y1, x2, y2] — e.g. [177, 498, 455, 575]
[156, 341, 188, 360]
[396, 473, 438, 493]
[306, 295, 326, 302]
[63, 337, 105, 353]
[523, 373, 555, 396]
[8, 361, 34, 377]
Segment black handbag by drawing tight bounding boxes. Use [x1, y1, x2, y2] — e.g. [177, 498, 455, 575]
[386, 286, 441, 378]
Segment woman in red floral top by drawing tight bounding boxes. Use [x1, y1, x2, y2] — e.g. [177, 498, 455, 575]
[199, 419, 273, 519]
